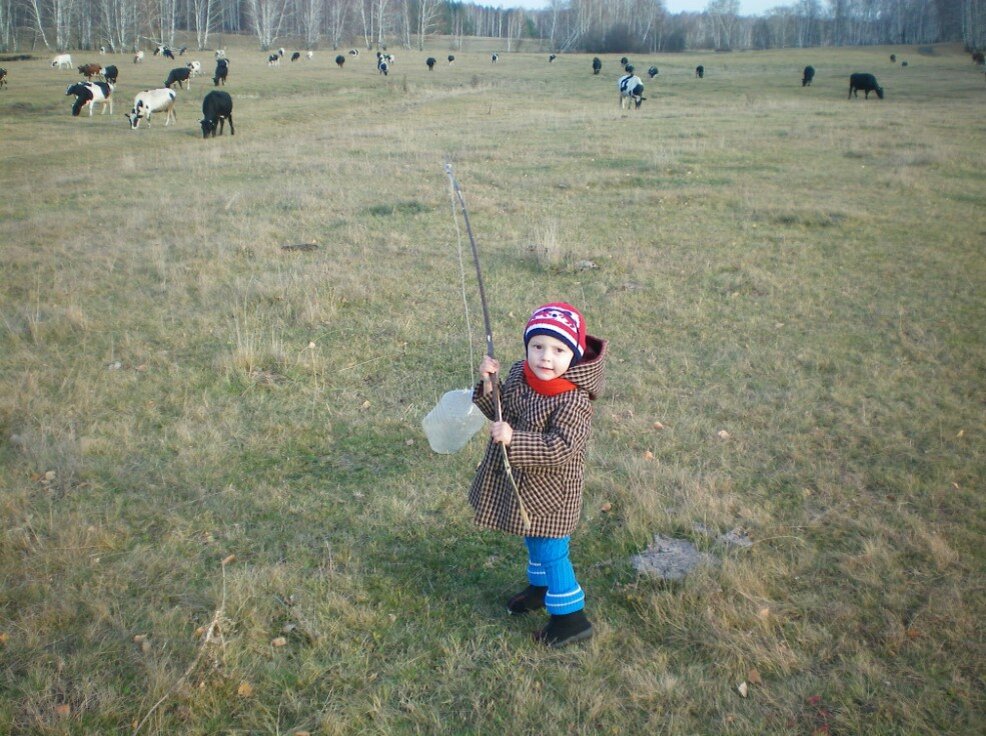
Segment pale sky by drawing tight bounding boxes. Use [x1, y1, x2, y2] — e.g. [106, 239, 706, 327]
[506, 1, 783, 16]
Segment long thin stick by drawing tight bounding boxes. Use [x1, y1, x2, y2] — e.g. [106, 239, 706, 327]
[444, 161, 531, 532]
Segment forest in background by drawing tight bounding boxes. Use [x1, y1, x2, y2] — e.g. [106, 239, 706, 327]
[1, 1, 983, 63]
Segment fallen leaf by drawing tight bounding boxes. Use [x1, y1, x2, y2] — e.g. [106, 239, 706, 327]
[194, 626, 206, 638]
[758, 607, 770, 619]
[54, 704, 71, 717]
[237, 682, 254, 697]
[44, 470, 57, 481]
[271, 636, 288, 647]
[717, 430, 730, 440]
[906, 627, 921, 640]
[361, 400, 371, 409]
[643, 451, 654, 460]
[956, 429, 964, 438]
[308, 341, 316, 349]
[222, 554, 237, 566]
[282, 623, 297, 634]
[600, 502, 612, 513]
[133, 634, 147, 643]
[806, 695, 822, 706]
[141, 639, 151, 653]
[652, 421, 665, 430]
[747, 668, 762, 685]
[405, 438, 414, 446]
[737, 681, 748, 698]
[0, 632, 8, 645]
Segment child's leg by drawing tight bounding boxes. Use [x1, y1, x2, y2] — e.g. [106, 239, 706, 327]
[526, 536, 584, 615]
[507, 538, 549, 615]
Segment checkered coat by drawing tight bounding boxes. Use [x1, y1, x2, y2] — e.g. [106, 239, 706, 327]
[468, 335, 607, 537]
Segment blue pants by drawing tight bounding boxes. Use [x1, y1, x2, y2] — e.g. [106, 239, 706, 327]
[525, 536, 585, 615]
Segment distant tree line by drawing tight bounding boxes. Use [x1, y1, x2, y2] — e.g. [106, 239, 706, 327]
[1, 0, 982, 54]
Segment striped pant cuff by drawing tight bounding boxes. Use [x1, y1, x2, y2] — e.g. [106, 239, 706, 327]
[527, 562, 547, 586]
[545, 586, 585, 615]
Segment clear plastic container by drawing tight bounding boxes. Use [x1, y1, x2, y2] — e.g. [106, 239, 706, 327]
[422, 388, 487, 454]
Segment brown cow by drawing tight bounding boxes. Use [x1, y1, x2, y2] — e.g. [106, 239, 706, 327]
[78, 63, 102, 80]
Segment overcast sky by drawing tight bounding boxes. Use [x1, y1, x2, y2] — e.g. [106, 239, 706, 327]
[506, 1, 783, 16]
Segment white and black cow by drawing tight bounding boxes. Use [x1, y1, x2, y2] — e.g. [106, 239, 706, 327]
[0, 68, 7, 89]
[618, 72, 645, 110]
[133, 51, 145, 64]
[66, 81, 114, 116]
[267, 53, 280, 67]
[102, 65, 118, 84]
[377, 58, 389, 76]
[125, 88, 177, 129]
[213, 58, 229, 86]
[491, 52, 499, 64]
[348, 48, 360, 56]
[165, 67, 192, 89]
[51, 54, 73, 69]
[201, 90, 234, 138]
[186, 60, 202, 77]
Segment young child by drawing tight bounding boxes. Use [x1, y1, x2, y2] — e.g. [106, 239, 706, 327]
[469, 302, 607, 647]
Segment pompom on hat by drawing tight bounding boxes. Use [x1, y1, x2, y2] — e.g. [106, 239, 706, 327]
[524, 302, 587, 364]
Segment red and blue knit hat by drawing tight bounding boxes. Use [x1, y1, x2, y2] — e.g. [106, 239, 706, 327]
[524, 302, 587, 364]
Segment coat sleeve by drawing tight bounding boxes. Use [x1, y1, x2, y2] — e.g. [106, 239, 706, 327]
[507, 394, 592, 469]
[472, 381, 498, 420]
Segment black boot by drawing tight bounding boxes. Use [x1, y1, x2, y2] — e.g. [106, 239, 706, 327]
[533, 610, 593, 648]
[506, 585, 547, 615]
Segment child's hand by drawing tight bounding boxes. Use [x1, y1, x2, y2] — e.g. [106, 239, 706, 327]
[479, 355, 500, 396]
[490, 420, 513, 446]
[478, 355, 500, 379]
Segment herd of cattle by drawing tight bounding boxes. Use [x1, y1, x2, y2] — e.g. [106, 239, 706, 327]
[5, 45, 981, 137]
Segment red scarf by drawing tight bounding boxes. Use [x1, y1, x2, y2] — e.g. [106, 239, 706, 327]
[523, 361, 578, 396]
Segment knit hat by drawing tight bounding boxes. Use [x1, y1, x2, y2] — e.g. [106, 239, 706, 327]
[524, 302, 587, 364]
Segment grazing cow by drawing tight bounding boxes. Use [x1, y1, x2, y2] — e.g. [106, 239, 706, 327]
[52, 54, 73, 69]
[153, 45, 163, 55]
[178, 46, 188, 56]
[125, 88, 177, 129]
[213, 58, 229, 86]
[102, 65, 119, 84]
[647, 66, 659, 78]
[335, 55, 345, 68]
[66, 81, 114, 116]
[695, 65, 704, 78]
[291, 51, 301, 62]
[99, 46, 106, 54]
[186, 60, 202, 76]
[133, 51, 144, 64]
[163, 48, 175, 60]
[426, 57, 436, 70]
[848, 72, 884, 99]
[377, 59, 389, 76]
[0, 68, 7, 89]
[447, 55, 455, 64]
[972, 51, 985, 65]
[901, 60, 908, 67]
[200, 90, 234, 138]
[620, 57, 629, 66]
[592, 57, 601, 75]
[78, 63, 102, 80]
[267, 54, 280, 67]
[890, 54, 896, 63]
[306, 51, 314, 60]
[348, 49, 359, 56]
[549, 54, 557, 62]
[618, 73, 645, 110]
[491, 53, 498, 64]
[802, 65, 815, 86]
[165, 67, 192, 89]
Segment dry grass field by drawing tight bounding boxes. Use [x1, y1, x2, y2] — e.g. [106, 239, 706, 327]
[1, 36, 984, 735]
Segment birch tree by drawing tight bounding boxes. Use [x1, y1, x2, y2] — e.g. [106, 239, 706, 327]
[243, 0, 289, 49]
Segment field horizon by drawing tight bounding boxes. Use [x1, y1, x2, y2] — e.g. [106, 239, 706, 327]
[1, 39, 984, 735]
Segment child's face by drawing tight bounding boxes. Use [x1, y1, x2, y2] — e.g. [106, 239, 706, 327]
[526, 335, 575, 380]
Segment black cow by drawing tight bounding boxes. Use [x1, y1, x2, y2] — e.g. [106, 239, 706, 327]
[213, 58, 229, 86]
[447, 55, 455, 64]
[291, 51, 301, 62]
[695, 65, 704, 78]
[102, 64, 118, 84]
[848, 72, 883, 99]
[802, 66, 815, 87]
[335, 55, 345, 68]
[647, 66, 659, 78]
[592, 57, 601, 75]
[200, 90, 234, 138]
[0, 68, 6, 89]
[165, 67, 192, 89]
[426, 57, 436, 70]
